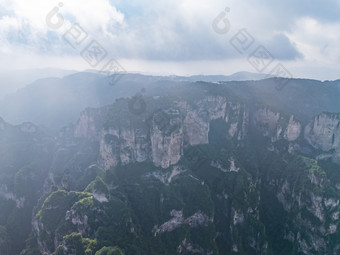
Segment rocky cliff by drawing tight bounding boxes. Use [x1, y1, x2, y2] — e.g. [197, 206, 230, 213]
[73, 97, 310, 171]
[1, 81, 339, 255]
[305, 112, 340, 162]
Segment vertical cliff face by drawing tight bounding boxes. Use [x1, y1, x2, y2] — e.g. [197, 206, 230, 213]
[67, 98, 340, 254]
[150, 126, 183, 168]
[99, 128, 120, 170]
[181, 96, 228, 145]
[253, 109, 340, 162]
[305, 113, 340, 151]
[73, 97, 311, 171]
[74, 109, 99, 139]
[273, 162, 339, 255]
[285, 116, 302, 141]
[148, 110, 183, 168]
[305, 113, 340, 162]
[183, 110, 209, 145]
[224, 102, 249, 140]
[74, 96, 253, 170]
[27, 93, 340, 255]
[254, 107, 281, 138]
[98, 126, 150, 169]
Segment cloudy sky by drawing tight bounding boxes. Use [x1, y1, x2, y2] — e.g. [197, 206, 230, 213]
[0, 0, 339, 80]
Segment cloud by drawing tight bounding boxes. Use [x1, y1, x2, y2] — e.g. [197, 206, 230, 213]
[287, 18, 340, 63]
[264, 33, 303, 60]
[0, 0, 124, 54]
[0, 0, 339, 80]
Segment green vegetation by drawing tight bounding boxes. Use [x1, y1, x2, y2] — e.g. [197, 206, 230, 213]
[95, 246, 125, 255]
[0, 78, 339, 255]
[54, 233, 99, 255]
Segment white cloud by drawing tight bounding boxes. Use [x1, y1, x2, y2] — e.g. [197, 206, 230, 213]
[287, 18, 340, 63]
[0, 0, 124, 50]
[0, 0, 339, 80]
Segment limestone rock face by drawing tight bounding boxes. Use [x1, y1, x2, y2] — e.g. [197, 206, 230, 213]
[183, 110, 209, 146]
[273, 171, 340, 255]
[99, 129, 120, 170]
[150, 127, 183, 168]
[74, 96, 240, 170]
[254, 108, 303, 144]
[73, 98, 340, 169]
[99, 126, 150, 170]
[74, 97, 305, 170]
[23, 91, 340, 255]
[74, 109, 99, 138]
[254, 107, 281, 136]
[285, 116, 301, 141]
[305, 113, 340, 162]
[152, 210, 210, 236]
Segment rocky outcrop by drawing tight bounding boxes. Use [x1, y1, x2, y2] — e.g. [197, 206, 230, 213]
[177, 238, 213, 255]
[74, 109, 99, 138]
[145, 166, 186, 185]
[75, 96, 248, 170]
[183, 110, 209, 145]
[254, 108, 302, 143]
[152, 210, 210, 236]
[273, 166, 340, 255]
[254, 107, 281, 138]
[0, 185, 25, 208]
[149, 112, 183, 168]
[285, 116, 302, 141]
[305, 113, 340, 162]
[74, 98, 340, 170]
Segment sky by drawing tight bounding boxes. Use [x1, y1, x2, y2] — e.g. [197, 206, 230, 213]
[0, 0, 340, 80]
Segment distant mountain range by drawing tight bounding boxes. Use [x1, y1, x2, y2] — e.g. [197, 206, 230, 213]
[83, 70, 272, 82]
[0, 68, 77, 99]
[0, 71, 339, 132]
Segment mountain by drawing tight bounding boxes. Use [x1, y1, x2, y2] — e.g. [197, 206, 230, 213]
[0, 72, 273, 131]
[0, 72, 183, 131]
[0, 68, 76, 99]
[0, 78, 339, 255]
[185, 71, 273, 82]
[82, 70, 272, 82]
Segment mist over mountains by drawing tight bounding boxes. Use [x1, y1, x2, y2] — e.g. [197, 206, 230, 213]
[0, 72, 339, 255]
[0, 71, 271, 130]
[1, 0, 340, 254]
[0, 71, 339, 131]
[0, 69, 77, 99]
